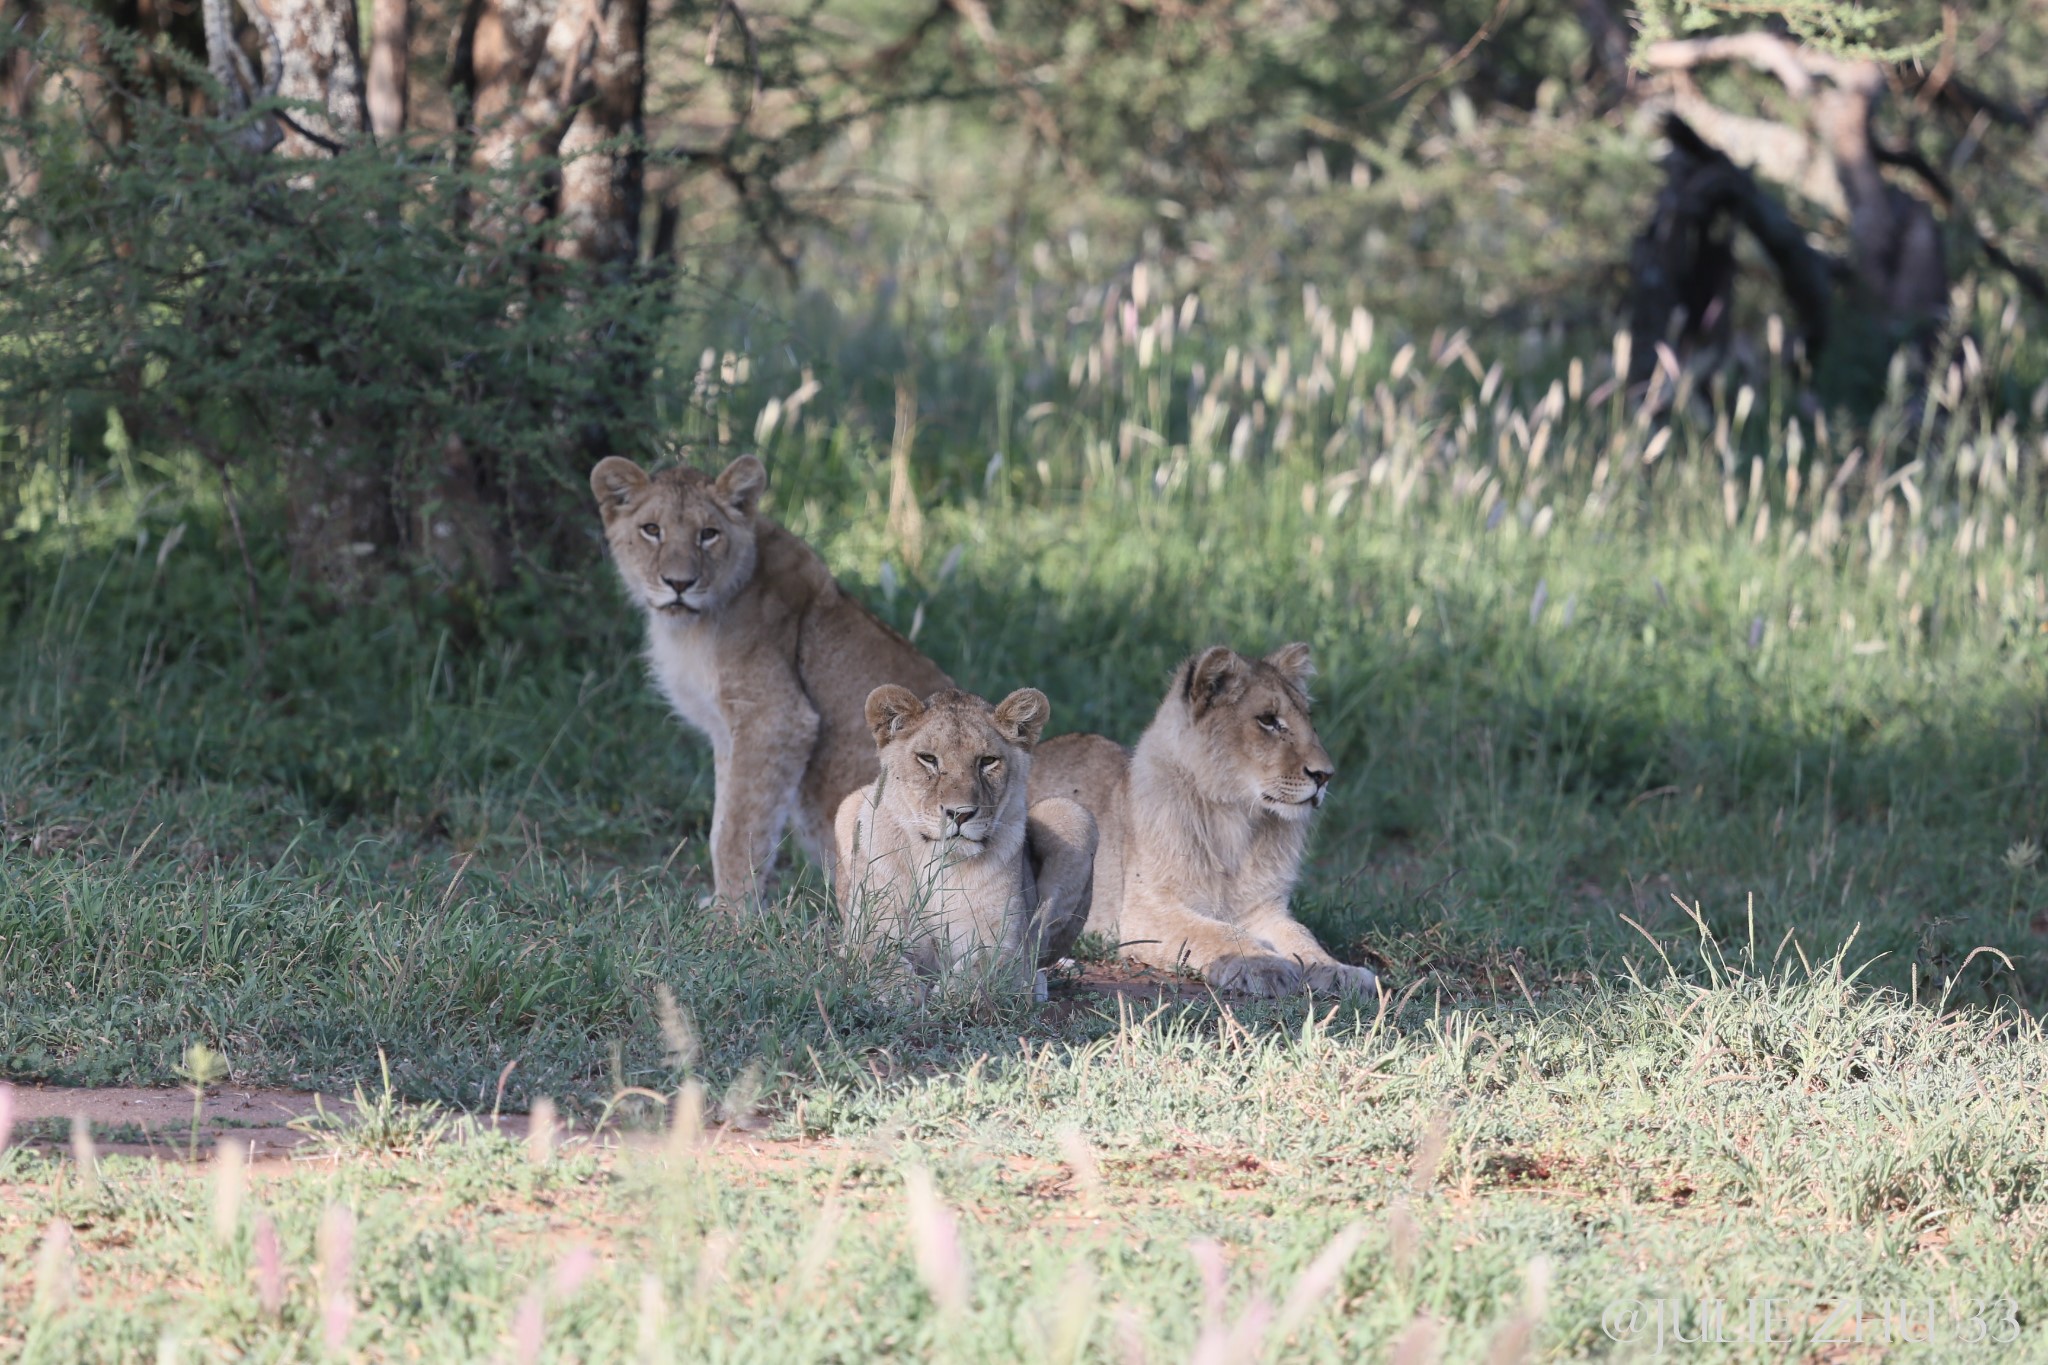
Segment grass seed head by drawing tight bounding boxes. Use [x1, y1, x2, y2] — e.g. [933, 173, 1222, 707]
[1056, 1125, 1102, 1206]
[668, 1078, 705, 1156]
[636, 1272, 667, 1365]
[1388, 1314, 1443, 1365]
[211, 1139, 245, 1244]
[551, 1244, 597, 1300]
[527, 1097, 557, 1165]
[70, 1114, 98, 1200]
[253, 1213, 285, 1315]
[1408, 1109, 1451, 1197]
[318, 1204, 355, 1354]
[904, 1165, 970, 1316]
[511, 1290, 546, 1365]
[33, 1218, 75, 1315]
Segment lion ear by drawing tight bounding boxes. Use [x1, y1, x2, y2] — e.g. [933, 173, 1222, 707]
[1265, 642, 1316, 688]
[1184, 646, 1248, 716]
[992, 688, 1050, 749]
[590, 457, 649, 521]
[716, 455, 766, 518]
[865, 685, 924, 747]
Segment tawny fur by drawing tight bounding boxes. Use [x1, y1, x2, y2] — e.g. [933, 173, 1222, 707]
[1031, 644, 1380, 999]
[592, 454, 952, 904]
[836, 686, 1096, 984]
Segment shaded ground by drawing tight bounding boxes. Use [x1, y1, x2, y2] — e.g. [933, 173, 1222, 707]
[4, 1085, 556, 1161]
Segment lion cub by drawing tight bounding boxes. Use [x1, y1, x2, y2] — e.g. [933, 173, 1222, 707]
[592, 454, 952, 904]
[1031, 644, 1380, 1000]
[835, 686, 1097, 985]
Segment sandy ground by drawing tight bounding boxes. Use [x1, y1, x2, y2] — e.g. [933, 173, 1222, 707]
[6, 1084, 341, 1159]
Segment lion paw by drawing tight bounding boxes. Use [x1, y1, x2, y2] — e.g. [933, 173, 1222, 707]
[1205, 954, 1306, 998]
[1304, 961, 1381, 1000]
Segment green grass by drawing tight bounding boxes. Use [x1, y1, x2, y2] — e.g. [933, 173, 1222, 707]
[3, 961, 2045, 1360]
[3, 260, 2047, 1357]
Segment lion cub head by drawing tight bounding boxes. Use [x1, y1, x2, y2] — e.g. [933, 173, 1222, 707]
[864, 685, 1049, 851]
[1174, 643, 1334, 818]
[590, 454, 766, 617]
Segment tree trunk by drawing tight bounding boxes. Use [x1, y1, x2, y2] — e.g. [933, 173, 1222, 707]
[442, 0, 648, 568]
[366, 0, 407, 139]
[2, 0, 42, 255]
[1641, 35, 1950, 361]
[206, 0, 388, 596]
[551, 0, 645, 268]
[244, 0, 368, 157]
[1569, 0, 1631, 90]
[1628, 114, 1834, 385]
[454, 0, 646, 261]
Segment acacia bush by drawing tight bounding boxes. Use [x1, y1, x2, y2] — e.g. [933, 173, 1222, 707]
[0, 34, 682, 590]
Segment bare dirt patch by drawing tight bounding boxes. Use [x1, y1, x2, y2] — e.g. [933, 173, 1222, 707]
[7, 1084, 338, 1159]
[1053, 958, 1215, 1005]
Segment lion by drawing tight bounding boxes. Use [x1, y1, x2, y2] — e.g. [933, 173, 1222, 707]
[835, 685, 1097, 985]
[591, 453, 952, 904]
[1030, 644, 1380, 999]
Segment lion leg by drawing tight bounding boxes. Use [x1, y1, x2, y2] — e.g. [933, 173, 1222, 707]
[1024, 798, 1098, 968]
[710, 695, 821, 906]
[1247, 911, 1381, 999]
[1117, 884, 1305, 997]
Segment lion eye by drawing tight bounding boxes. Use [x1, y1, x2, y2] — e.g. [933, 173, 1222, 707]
[978, 756, 1001, 774]
[639, 523, 662, 542]
[1256, 712, 1283, 733]
[915, 753, 939, 772]
[697, 526, 722, 545]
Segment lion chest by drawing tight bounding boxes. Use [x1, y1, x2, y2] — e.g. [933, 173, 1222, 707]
[645, 621, 730, 751]
[851, 810, 1030, 958]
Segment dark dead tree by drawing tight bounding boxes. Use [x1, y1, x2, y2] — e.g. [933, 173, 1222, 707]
[1627, 111, 1834, 385]
[1635, 31, 1950, 382]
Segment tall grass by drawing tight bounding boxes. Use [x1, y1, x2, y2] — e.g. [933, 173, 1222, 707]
[5, 260, 2045, 1107]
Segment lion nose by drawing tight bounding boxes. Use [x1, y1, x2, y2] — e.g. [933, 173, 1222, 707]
[661, 573, 697, 594]
[1306, 765, 1332, 789]
[942, 804, 980, 827]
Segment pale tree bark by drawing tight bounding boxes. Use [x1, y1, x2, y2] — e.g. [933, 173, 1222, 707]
[244, 0, 368, 156]
[205, 0, 386, 597]
[2, 0, 43, 254]
[429, 0, 646, 579]
[455, 0, 647, 264]
[365, 0, 405, 138]
[551, 0, 644, 268]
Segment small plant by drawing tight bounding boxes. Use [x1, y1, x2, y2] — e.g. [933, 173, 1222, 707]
[289, 1050, 449, 1158]
[173, 1042, 230, 1161]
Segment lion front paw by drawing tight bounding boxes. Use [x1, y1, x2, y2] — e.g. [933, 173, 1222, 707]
[1304, 961, 1382, 1000]
[1205, 954, 1306, 998]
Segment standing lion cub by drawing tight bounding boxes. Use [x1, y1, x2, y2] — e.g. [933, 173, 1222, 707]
[836, 686, 1097, 985]
[591, 453, 951, 903]
[1031, 644, 1380, 999]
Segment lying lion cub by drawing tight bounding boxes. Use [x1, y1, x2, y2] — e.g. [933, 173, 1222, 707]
[835, 685, 1097, 984]
[591, 453, 952, 904]
[1031, 644, 1380, 999]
